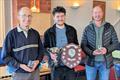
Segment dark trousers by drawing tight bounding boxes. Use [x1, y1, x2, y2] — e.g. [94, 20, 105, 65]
[51, 66, 75, 80]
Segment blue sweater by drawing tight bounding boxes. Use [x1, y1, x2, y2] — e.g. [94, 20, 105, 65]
[1, 27, 44, 73]
[56, 27, 67, 48]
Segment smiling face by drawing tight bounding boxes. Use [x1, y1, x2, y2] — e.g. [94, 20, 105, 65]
[18, 7, 32, 27]
[53, 12, 65, 26]
[92, 6, 104, 22]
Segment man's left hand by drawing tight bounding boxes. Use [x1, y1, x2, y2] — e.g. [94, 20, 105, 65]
[100, 47, 107, 55]
[32, 60, 39, 71]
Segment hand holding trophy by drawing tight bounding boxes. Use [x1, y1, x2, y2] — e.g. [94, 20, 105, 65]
[47, 47, 61, 66]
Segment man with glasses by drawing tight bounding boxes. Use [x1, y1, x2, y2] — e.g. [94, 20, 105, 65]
[1, 7, 44, 80]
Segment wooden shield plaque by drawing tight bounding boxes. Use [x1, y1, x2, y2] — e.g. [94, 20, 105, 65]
[61, 43, 82, 69]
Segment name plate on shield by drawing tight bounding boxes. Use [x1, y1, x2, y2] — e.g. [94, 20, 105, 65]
[61, 43, 82, 69]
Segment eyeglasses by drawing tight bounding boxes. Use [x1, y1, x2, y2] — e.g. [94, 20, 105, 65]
[19, 14, 32, 19]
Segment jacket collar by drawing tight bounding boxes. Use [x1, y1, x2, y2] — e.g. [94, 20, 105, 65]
[90, 21, 110, 30]
[17, 24, 31, 32]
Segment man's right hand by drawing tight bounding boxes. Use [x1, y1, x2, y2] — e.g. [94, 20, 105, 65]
[50, 52, 57, 61]
[20, 64, 34, 72]
[93, 49, 102, 55]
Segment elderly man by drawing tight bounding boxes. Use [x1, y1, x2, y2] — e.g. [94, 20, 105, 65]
[1, 7, 44, 80]
[81, 5, 119, 80]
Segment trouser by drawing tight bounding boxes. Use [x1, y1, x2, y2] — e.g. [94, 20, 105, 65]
[51, 66, 75, 80]
[12, 68, 40, 80]
[86, 61, 110, 80]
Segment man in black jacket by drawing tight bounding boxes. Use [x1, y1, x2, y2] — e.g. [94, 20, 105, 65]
[81, 6, 119, 80]
[44, 6, 79, 80]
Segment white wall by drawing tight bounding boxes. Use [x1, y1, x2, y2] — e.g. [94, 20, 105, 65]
[4, 0, 12, 34]
[31, 13, 51, 35]
[0, 0, 5, 47]
[106, 0, 120, 24]
[51, 0, 120, 43]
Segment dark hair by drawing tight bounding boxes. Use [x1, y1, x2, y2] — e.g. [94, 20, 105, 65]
[52, 6, 66, 15]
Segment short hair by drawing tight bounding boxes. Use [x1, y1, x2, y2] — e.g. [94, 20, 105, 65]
[52, 6, 66, 15]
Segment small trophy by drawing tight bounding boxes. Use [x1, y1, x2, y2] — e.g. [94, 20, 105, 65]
[27, 60, 34, 68]
[97, 45, 102, 54]
[47, 47, 62, 66]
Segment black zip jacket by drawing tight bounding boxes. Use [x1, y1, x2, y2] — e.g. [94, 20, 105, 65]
[81, 22, 119, 68]
[44, 23, 79, 67]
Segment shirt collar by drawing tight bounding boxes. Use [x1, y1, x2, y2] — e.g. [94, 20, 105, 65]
[56, 24, 65, 29]
[17, 24, 31, 32]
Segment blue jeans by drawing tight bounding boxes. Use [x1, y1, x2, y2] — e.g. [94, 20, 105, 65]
[114, 64, 120, 78]
[86, 61, 110, 80]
